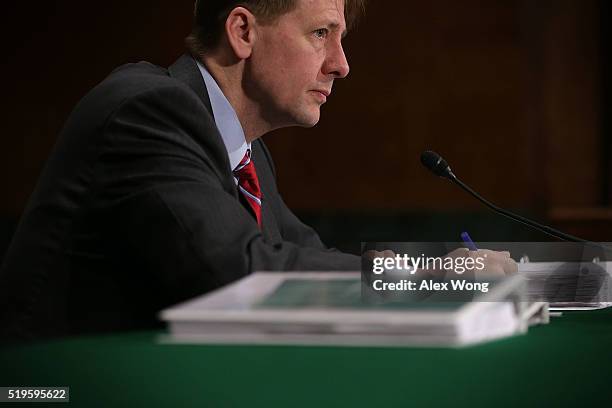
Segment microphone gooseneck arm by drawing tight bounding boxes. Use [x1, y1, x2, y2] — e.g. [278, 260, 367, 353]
[419, 150, 589, 243]
[447, 173, 588, 243]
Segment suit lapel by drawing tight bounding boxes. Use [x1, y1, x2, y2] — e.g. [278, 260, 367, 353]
[168, 54, 236, 196]
[168, 54, 214, 115]
[169, 54, 281, 240]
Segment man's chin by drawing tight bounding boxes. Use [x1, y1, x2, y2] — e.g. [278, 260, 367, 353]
[280, 107, 321, 128]
[298, 120, 319, 128]
[295, 110, 321, 128]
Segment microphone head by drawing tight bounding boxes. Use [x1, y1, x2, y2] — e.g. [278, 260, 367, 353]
[420, 150, 453, 179]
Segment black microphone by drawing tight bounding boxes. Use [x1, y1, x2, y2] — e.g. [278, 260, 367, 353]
[420, 150, 588, 243]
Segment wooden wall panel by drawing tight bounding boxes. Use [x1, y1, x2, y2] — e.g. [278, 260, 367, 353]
[0, 0, 605, 217]
[0, 1, 193, 214]
[267, 0, 535, 211]
[266, 0, 603, 212]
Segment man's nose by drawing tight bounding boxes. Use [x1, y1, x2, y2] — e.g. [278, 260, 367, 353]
[324, 41, 350, 79]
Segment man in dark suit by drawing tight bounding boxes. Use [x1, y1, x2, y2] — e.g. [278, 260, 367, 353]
[0, 0, 365, 341]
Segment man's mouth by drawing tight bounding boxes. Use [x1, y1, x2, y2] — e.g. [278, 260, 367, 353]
[311, 89, 330, 102]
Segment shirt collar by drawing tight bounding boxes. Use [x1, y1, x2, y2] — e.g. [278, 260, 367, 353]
[196, 60, 250, 171]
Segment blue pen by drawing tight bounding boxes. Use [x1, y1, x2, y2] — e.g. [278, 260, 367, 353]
[461, 231, 478, 251]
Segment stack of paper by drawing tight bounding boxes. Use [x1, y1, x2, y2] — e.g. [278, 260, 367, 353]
[518, 261, 612, 310]
[160, 272, 548, 347]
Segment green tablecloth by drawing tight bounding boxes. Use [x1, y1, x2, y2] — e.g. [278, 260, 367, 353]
[1, 309, 611, 407]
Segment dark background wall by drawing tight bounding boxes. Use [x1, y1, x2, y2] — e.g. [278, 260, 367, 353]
[1, 0, 611, 257]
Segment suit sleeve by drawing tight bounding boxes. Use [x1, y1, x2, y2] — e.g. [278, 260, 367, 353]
[96, 84, 359, 303]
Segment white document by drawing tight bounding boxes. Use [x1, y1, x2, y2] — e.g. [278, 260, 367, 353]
[160, 272, 547, 348]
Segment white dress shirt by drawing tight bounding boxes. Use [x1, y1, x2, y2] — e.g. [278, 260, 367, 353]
[196, 59, 250, 175]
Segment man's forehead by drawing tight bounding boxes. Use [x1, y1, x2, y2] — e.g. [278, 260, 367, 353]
[297, 0, 346, 24]
[296, 0, 344, 22]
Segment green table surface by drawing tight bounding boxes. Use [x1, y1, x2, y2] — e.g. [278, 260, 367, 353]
[1, 309, 611, 408]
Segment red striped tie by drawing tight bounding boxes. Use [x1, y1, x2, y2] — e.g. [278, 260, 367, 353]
[233, 149, 262, 227]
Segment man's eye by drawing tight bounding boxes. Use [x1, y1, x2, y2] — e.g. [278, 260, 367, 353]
[314, 28, 328, 39]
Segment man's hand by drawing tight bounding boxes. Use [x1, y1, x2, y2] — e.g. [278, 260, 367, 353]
[443, 248, 517, 278]
[363, 247, 517, 278]
[363, 249, 395, 261]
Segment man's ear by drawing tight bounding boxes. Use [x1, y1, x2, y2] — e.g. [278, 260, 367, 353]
[225, 7, 257, 59]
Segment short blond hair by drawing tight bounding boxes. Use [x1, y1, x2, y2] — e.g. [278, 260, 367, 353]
[186, 0, 366, 55]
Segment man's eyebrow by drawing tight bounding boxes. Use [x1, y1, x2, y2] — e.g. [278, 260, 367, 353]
[325, 21, 348, 39]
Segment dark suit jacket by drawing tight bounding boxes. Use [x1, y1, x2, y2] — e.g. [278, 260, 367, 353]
[0, 54, 359, 342]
